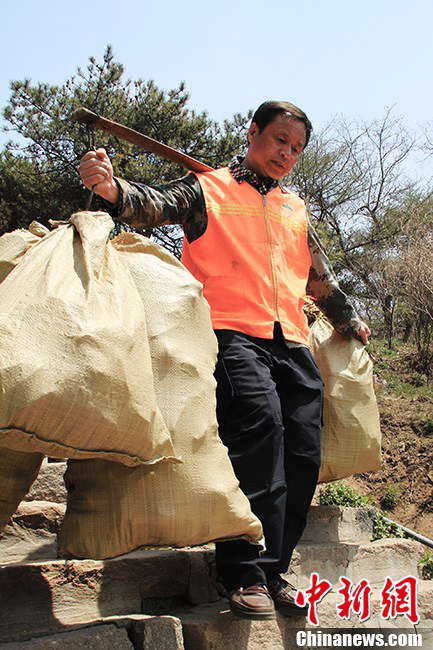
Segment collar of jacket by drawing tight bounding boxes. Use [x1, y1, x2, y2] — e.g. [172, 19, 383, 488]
[228, 156, 289, 194]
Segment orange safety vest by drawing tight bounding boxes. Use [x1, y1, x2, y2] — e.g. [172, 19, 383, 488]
[181, 167, 312, 345]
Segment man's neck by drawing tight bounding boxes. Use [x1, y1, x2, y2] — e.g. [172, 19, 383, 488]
[228, 155, 279, 196]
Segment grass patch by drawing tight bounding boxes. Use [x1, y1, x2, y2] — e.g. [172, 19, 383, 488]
[380, 372, 433, 400]
[419, 551, 433, 580]
[372, 511, 406, 541]
[319, 482, 372, 508]
[369, 339, 433, 401]
[380, 484, 401, 510]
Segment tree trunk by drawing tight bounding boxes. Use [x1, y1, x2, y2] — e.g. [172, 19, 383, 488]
[383, 295, 395, 349]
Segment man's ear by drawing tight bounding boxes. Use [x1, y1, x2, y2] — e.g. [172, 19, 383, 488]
[248, 121, 259, 145]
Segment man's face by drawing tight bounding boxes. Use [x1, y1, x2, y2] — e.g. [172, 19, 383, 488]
[245, 113, 306, 180]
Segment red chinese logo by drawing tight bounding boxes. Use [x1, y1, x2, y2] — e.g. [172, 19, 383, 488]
[380, 575, 419, 624]
[295, 572, 332, 626]
[295, 573, 419, 626]
[336, 577, 372, 622]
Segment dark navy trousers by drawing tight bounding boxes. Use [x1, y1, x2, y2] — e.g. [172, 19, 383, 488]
[214, 324, 323, 590]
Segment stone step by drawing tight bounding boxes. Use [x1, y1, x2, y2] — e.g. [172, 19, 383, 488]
[0, 549, 218, 644]
[301, 505, 375, 544]
[0, 536, 427, 644]
[0, 615, 185, 649]
[2, 582, 432, 649]
[289, 537, 425, 587]
[0, 624, 134, 649]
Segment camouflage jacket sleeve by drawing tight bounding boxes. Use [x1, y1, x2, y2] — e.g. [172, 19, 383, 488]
[103, 173, 207, 242]
[306, 223, 364, 338]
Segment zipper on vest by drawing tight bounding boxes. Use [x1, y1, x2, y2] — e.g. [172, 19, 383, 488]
[262, 196, 280, 322]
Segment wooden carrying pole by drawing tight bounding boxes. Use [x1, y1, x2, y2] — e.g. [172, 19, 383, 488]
[71, 108, 214, 174]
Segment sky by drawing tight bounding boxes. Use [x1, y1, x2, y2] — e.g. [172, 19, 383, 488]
[2, 0, 433, 180]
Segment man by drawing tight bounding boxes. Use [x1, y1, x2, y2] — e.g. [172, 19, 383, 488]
[79, 100, 370, 620]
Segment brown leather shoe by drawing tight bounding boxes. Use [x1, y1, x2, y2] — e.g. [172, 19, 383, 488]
[229, 584, 276, 620]
[268, 577, 308, 617]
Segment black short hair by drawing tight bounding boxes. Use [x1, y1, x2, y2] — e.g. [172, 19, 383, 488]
[251, 101, 312, 148]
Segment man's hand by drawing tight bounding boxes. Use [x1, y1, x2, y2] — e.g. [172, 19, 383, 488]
[79, 148, 119, 204]
[357, 322, 371, 345]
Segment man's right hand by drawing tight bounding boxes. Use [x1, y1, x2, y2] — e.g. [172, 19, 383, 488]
[79, 148, 119, 204]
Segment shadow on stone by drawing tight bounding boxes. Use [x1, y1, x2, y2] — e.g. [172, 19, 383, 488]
[0, 563, 64, 643]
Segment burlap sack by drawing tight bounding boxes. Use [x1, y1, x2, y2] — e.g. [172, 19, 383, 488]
[0, 213, 177, 467]
[59, 232, 263, 558]
[0, 221, 49, 284]
[309, 317, 382, 483]
[0, 446, 43, 531]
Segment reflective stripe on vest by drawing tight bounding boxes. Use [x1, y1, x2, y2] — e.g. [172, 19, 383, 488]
[181, 167, 312, 344]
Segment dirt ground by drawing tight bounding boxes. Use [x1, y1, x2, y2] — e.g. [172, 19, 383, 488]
[336, 388, 433, 540]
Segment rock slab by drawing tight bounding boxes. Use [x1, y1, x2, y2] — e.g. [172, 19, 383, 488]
[25, 461, 67, 504]
[0, 624, 133, 649]
[0, 501, 66, 565]
[300, 505, 375, 544]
